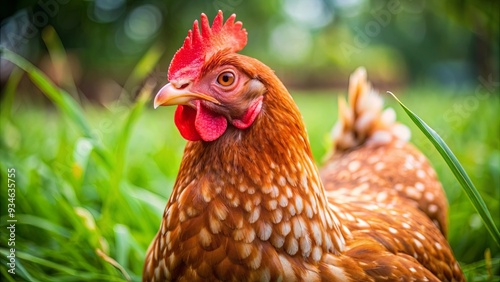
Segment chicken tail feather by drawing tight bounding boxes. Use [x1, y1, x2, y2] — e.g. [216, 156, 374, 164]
[331, 67, 410, 153]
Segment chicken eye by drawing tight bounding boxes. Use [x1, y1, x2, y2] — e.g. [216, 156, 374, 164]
[217, 71, 235, 86]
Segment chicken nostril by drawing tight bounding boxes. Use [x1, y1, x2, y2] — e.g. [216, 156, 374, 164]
[171, 81, 190, 90]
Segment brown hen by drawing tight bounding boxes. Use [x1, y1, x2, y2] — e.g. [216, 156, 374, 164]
[144, 11, 464, 281]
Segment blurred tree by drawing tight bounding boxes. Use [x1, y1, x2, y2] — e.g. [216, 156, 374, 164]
[1, 0, 498, 95]
[436, 0, 499, 82]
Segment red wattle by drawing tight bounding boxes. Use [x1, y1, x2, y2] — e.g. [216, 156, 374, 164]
[195, 101, 228, 142]
[173, 102, 228, 142]
[174, 105, 202, 141]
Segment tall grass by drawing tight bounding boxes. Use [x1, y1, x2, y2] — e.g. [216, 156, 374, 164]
[1, 48, 499, 281]
[389, 91, 500, 247]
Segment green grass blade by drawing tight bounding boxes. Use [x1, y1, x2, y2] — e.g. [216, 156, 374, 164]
[0, 256, 38, 282]
[0, 66, 23, 120]
[0, 249, 125, 281]
[0, 248, 79, 276]
[0, 48, 114, 169]
[120, 40, 165, 101]
[1, 214, 72, 238]
[41, 25, 80, 98]
[388, 91, 500, 246]
[1, 48, 91, 135]
[112, 80, 153, 181]
[106, 41, 163, 194]
[0, 267, 18, 282]
[104, 80, 155, 219]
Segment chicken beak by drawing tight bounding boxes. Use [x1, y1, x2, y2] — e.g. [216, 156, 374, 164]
[154, 83, 221, 109]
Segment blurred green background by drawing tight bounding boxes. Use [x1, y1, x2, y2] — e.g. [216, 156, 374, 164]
[0, 0, 499, 281]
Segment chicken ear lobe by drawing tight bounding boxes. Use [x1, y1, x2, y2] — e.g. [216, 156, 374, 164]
[231, 96, 263, 129]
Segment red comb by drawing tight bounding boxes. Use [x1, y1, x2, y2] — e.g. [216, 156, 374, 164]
[167, 11, 247, 82]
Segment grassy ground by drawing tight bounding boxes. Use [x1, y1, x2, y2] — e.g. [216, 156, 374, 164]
[0, 77, 499, 281]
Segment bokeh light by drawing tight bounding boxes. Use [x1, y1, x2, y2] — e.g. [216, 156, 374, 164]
[124, 4, 162, 42]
